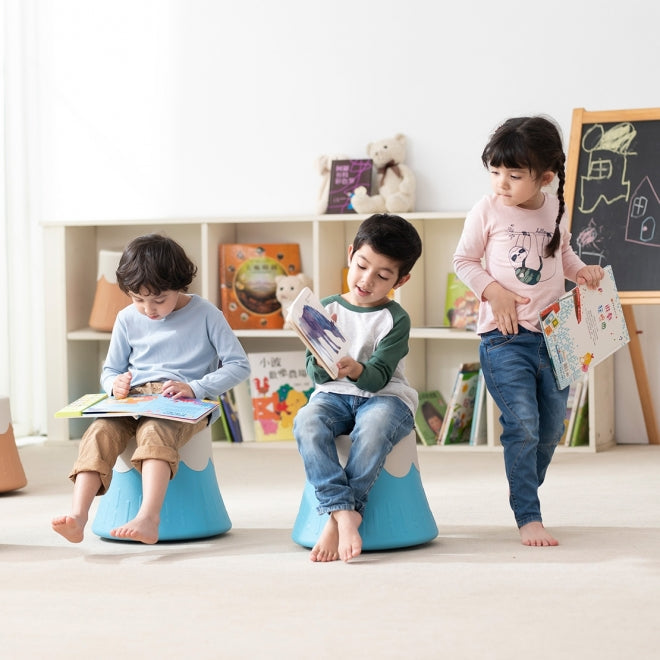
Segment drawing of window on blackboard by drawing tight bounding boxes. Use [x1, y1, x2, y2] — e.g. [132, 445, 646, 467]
[579, 122, 636, 214]
[626, 176, 659, 248]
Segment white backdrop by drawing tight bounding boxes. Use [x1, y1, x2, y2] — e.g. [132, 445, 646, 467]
[6, 0, 660, 440]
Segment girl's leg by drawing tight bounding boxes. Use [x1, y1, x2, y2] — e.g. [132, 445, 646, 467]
[480, 329, 566, 545]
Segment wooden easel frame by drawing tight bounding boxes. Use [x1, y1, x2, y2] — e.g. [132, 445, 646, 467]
[565, 107, 660, 444]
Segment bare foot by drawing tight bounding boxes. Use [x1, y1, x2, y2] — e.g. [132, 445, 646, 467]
[333, 510, 363, 562]
[310, 516, 340, 562]
[520, 521, 559, 546]
[52, 514, 87, 543]
[110, 516, 159, 544]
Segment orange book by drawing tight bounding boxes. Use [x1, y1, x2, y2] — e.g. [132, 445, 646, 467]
[219, 243, 302, 329]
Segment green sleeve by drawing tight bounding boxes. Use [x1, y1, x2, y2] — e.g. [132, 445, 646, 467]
[352, 306, 410, 393]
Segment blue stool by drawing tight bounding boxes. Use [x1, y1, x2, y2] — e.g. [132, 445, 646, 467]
[92, 425, 231, 541]
[292, 431, 438, 551]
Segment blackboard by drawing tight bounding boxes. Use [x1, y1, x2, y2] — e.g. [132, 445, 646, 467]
[565, 107, 660, 304]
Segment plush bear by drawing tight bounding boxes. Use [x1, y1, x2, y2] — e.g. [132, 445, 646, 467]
[350, 133, 416, 214]
[315, 153, 348, 214]
[275, 273, 313, 327]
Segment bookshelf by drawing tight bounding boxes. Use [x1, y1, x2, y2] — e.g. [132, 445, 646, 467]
[42, 212, 615, 450]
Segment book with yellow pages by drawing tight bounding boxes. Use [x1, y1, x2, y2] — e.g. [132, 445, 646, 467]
[55, 393, 218, 424]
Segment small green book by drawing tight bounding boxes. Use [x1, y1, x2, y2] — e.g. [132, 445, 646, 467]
[55, 393, 109, 417]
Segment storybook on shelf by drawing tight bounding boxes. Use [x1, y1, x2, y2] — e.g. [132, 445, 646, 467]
[219, 390, 243, 442]
[539, 265, 630, 390]
[438, 362, 481, 445]
[568, 375, 590, 447]
[286, 287, 350, 380]
[219, 243, 302, 330]
[414, 390, 447, 446]
[326, 159, 373, 214]
[443, 273, 479, 331]
[55, 393, 218, 424]
[468, 369, 487, 446]
[247, 351, 314, 442]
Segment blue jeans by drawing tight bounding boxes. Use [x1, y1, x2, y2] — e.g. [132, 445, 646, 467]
[479, 327, 569, 528]
[294, 392, 414, 516]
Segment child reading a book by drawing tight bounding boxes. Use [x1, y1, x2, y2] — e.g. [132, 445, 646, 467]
[52, 234, 250, 544]
[293, 213, 422, 562]
[453, 116, 604, 547]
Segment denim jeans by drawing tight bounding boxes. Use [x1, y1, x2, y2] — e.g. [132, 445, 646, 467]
[293, 392, 414, 516]
[479, 327, 569, 528]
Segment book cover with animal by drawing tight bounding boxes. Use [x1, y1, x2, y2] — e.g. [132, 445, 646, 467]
[326, 159, 373, 214]
[219, 243, 302, 330]
[286, 286, 349, 379]
[539, 265, 629, 389]
[438, 362, 481, 445]
[247, 351, 314, 441]
[415, 390, 447, 446]
[443, 273, 479, 331]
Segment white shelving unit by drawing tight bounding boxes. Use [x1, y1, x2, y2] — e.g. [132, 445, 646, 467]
[42, 212, 615, 450]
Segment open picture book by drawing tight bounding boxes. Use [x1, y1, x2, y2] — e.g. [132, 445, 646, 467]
[539, 265, 630, 390]
[55, 392, 218, 424]
[286, 286, 349, 379]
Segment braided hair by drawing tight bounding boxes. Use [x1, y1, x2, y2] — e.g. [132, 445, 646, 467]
[481, 116, 565, 258]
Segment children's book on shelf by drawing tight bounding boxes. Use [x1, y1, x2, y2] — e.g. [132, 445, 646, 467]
[561, 375, 585, 446]
[220, 389, 243, 442]
[443, 273, 479, 331]
[438, 362, 481, 445]
[326, 159, 373, 214]
[247, 351, 314, 442]
[286, 287, 349, 380]
[539, 265, 629, 390]
[468, 369, 487, 446]
[569, 376, 590, 447]
[414, 390, 447, 446]
[219, 243, 302, 330]
[55, 393, 218, 424]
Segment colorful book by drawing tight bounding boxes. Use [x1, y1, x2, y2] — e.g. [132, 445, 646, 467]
[326, 159, 373, 214]
[286, 287, 349, 380]
[247, 351, 314, 441]
[414, 390, 447, 446]
[539, 265, 629, 390]
[56, 393, 218, 424]
[438, 362, 481, 445]
[219, 243, 302, 330]
[562, 376, 585, 446]
[443, 273, 479, 331]
[468, 369, 487, 446]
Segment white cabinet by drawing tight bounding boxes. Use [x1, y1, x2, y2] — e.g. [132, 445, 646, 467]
[42, 213, 614, 450]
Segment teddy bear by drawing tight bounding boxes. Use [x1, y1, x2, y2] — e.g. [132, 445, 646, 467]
[350, 133, 416, 214]
[314, 153, 348, 214]
[275, 273, 313, 327]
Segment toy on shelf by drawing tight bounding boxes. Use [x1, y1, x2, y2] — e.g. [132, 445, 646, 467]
[350, 133, 416, 214]
[275, 273, 312, 329]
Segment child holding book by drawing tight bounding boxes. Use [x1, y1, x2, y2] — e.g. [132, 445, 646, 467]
[453, 116, 604, 546]
[52, 234, 250, 544]
[293, 213, 422, 562]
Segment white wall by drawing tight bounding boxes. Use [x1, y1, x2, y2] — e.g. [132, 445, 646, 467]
[33, 0, 660, 442]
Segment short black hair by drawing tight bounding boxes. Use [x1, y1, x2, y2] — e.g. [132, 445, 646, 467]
[351, 214, 422, 280]
[116, 233, 197, 295]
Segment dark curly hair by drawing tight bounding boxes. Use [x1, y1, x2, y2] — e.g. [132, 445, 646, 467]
[116, 233, 197, 295]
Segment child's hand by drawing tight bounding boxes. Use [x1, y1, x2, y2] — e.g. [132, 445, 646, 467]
[162, 380, 194, 400]
[483, 281, 530, 335]
[112, 372, 132, 399]
[576, 265, 605, 289]
[335, 356, 363, 381]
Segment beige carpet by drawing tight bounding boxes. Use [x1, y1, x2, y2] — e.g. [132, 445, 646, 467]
[2, 440, 659, 659]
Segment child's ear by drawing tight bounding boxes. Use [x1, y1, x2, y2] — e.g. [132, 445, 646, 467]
[541, 171, 555, 187]
[393, 273, 410, 289]
[347, 244, 354, 264]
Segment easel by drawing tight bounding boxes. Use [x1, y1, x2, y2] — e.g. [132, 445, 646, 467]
[566, 107, 660, 445]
